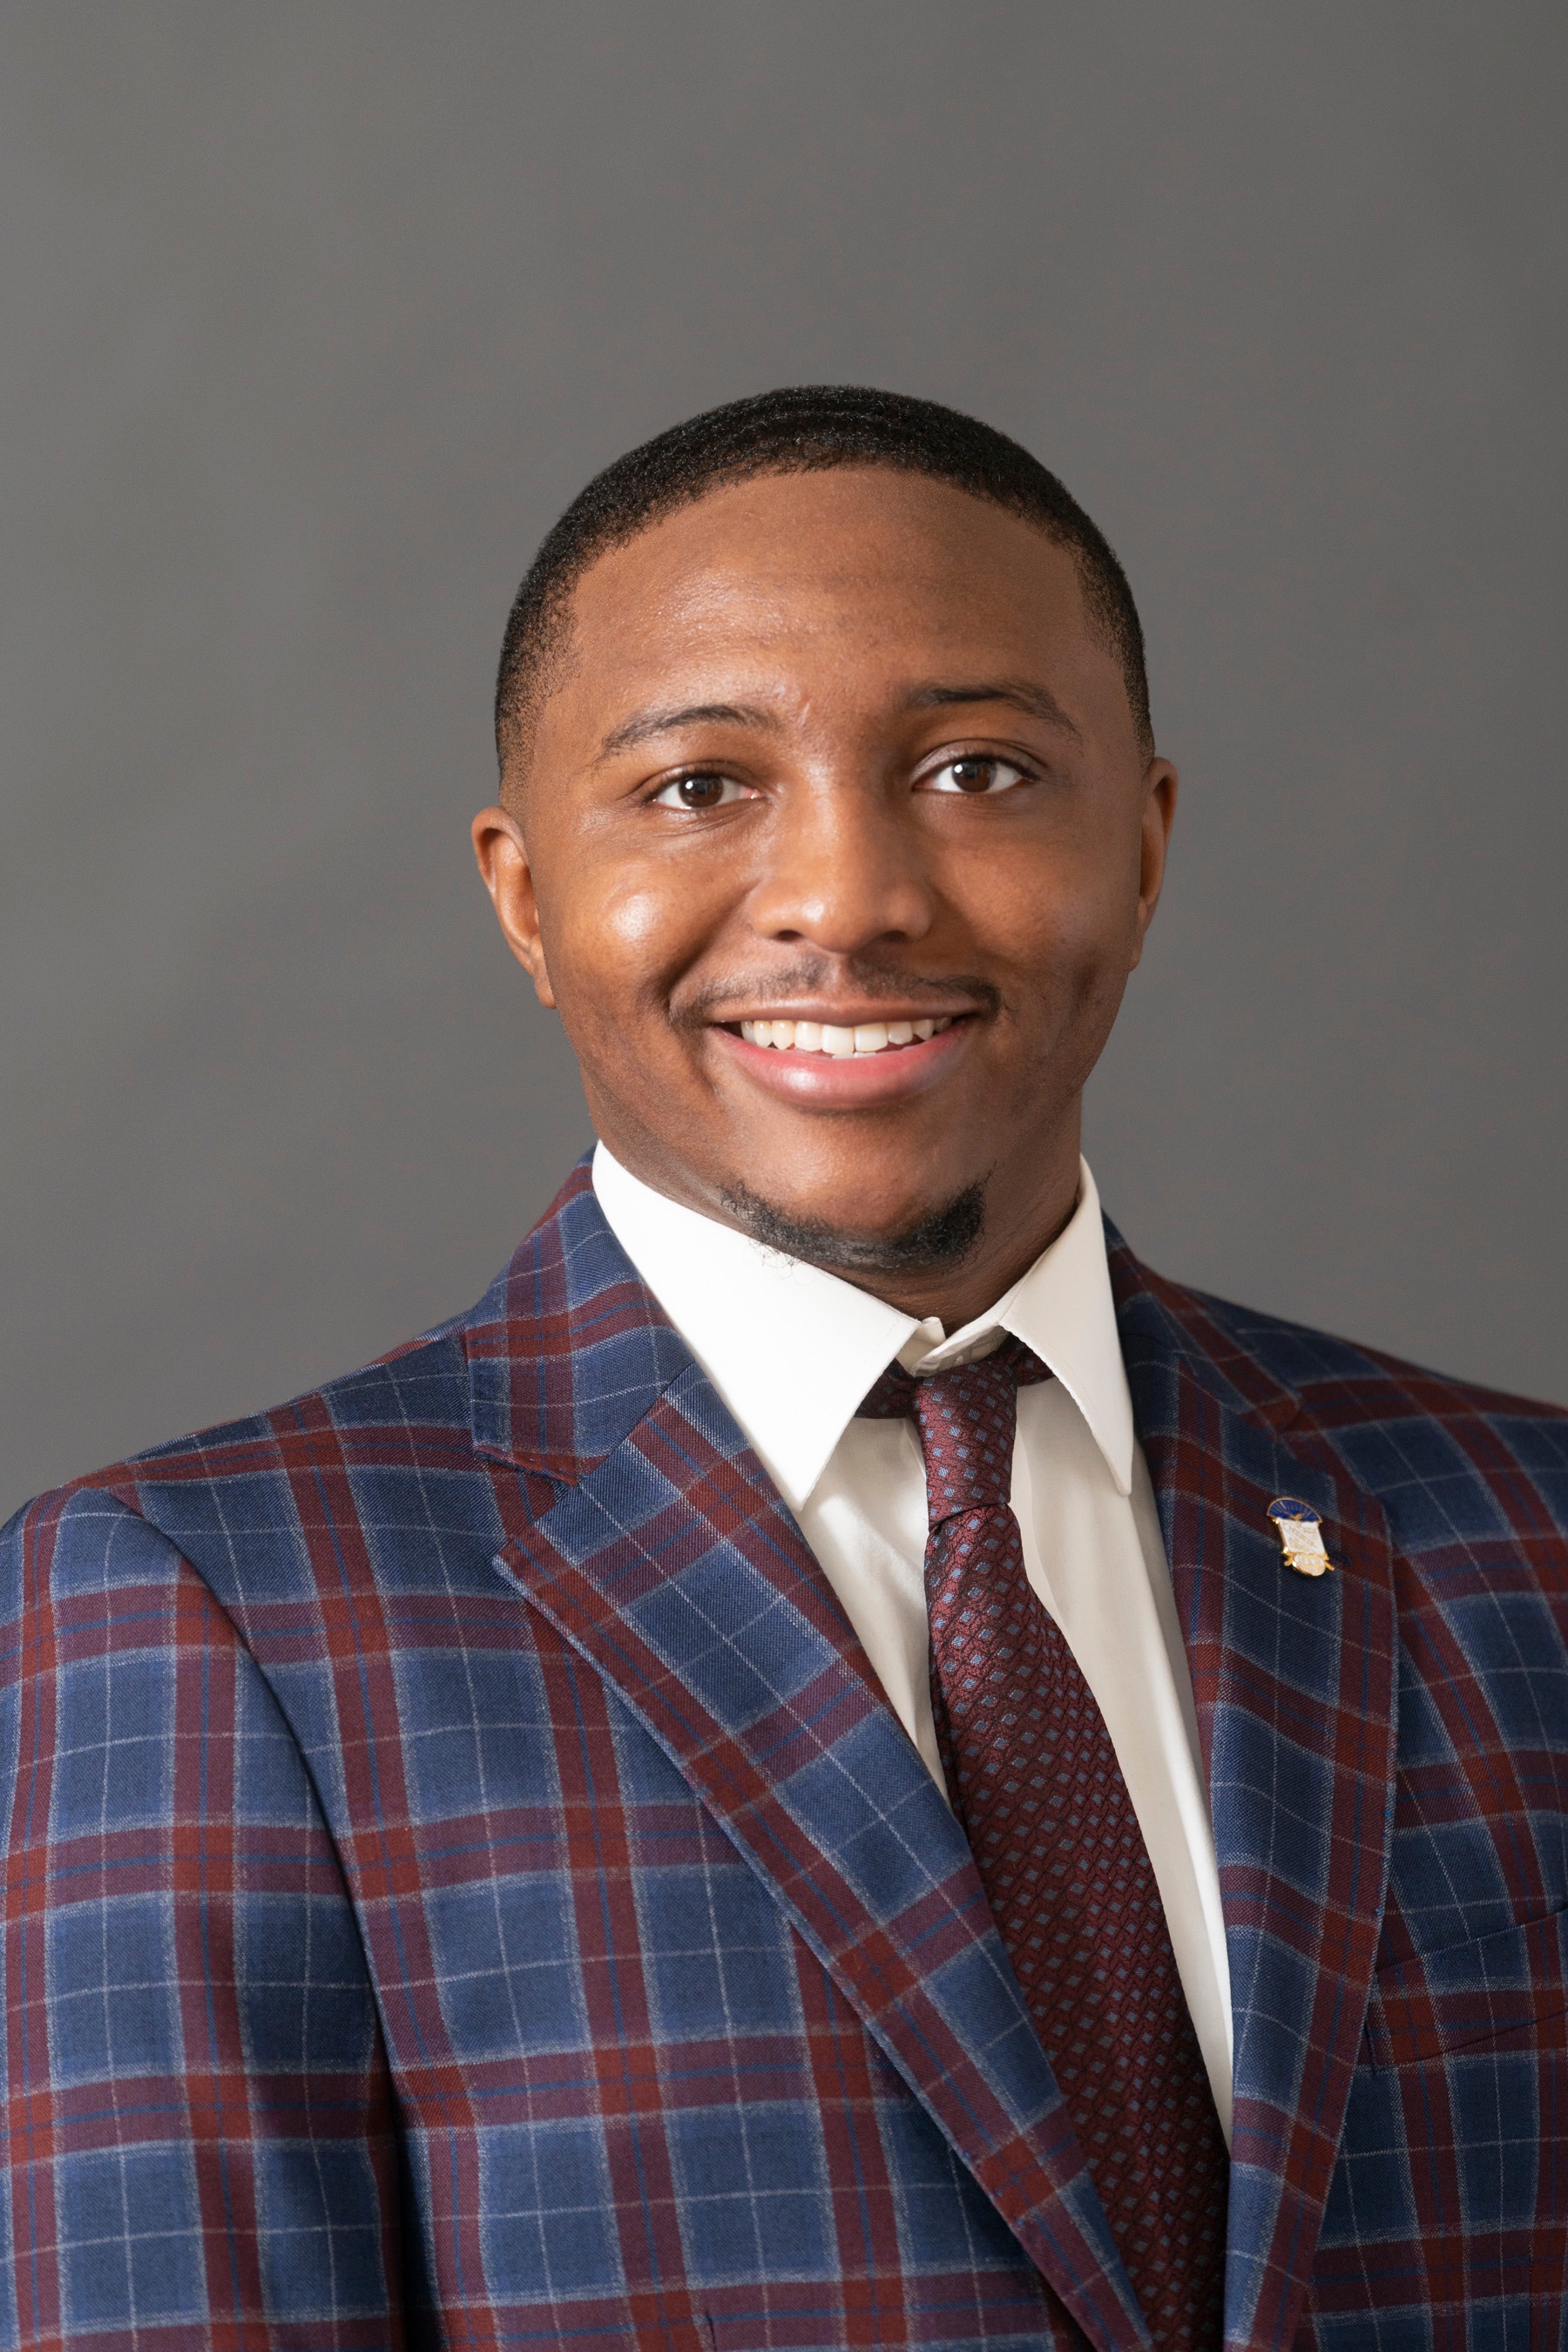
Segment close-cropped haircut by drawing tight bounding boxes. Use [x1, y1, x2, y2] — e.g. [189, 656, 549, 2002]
[494, 385, 1152, 773]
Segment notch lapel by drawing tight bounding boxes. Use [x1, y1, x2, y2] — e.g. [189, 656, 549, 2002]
[1111, 1235, 1398, 2352]
[471, 1169, 1151, 2352]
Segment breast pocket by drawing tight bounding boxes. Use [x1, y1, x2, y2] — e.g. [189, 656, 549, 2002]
[1362, 1903, 1568, 2070]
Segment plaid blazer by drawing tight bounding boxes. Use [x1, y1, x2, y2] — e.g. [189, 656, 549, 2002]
[3, 1161, 1565, 2352]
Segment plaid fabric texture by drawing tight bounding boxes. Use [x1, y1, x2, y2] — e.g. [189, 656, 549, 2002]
[1, 1159, 1565, 2351]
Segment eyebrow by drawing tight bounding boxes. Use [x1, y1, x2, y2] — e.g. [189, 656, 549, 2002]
[594, 702, 773, 762]
[904, 679, 1083, 740]
[592, 676, 1083, 765]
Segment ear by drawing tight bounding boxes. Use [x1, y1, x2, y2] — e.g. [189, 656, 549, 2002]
[1129, 758, 1178, 970]
[471, 801, 558, 1008]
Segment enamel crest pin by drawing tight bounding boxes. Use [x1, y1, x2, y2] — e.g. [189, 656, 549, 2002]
[1266, 1497, 1339, 1578]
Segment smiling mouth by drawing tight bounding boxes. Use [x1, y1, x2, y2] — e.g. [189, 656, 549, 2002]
[735, 1016, 957, 1058]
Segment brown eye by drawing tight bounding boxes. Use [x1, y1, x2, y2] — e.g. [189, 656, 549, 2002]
[921, 756, 1030, 796]
[652, 772, 747, 810]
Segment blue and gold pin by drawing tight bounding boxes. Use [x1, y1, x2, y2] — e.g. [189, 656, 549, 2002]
[1266, 1497, 1339, 1578]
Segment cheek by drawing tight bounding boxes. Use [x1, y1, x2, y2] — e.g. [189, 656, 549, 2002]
[570, 882, 676, 962]
[544, 855, 721, 1018]
[983, 847, 1140, 986]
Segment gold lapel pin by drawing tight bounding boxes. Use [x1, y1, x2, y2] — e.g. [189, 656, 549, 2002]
[1266, 1497, 1340, 1578]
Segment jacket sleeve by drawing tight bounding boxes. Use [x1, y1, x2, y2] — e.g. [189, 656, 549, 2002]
[0, 1484, 408, 2349]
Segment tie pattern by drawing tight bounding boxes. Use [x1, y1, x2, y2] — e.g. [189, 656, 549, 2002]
[860, 1342, 1227, 2352]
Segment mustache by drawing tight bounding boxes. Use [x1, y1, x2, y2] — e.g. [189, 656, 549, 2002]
[675, 957, 1002, 1027]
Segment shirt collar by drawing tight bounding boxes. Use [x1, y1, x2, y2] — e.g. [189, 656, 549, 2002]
[591, 1144, 1136, 1512]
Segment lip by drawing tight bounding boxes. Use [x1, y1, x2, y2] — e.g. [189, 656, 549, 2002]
[708, 1013, 975, 1105]
[721, 1002, 979, 1030]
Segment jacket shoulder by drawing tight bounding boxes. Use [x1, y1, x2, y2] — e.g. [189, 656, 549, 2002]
[139, 1315, 476, 1481]
[2, 1301, 498, 1612]
[1144, 1271, 1568, 1570]
[1168, 1278, 1568, 1436]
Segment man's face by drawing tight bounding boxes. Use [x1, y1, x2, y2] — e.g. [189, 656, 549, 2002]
[475, 468, 1175, 1316]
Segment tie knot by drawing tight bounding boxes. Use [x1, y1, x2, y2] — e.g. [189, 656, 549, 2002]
[857, 1336, 1046, 1527]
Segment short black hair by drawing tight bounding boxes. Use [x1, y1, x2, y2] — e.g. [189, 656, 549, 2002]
[494, 384, 1152, 771]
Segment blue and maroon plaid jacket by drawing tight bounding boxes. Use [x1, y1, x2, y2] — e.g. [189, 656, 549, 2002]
[3, 1161, 1565, 2352]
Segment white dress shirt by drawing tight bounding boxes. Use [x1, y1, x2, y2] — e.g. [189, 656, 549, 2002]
[592, 1144, 1234, 2133]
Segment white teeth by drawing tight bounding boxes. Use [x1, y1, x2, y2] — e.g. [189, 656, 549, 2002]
[740, 1014, 956, 1054]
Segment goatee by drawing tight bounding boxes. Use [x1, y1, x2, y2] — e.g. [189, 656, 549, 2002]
[719, 1178, 986, 1276]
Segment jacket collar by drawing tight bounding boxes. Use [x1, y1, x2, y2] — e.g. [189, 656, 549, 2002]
[1106, 1224, 1398, 2351]
[464, 1157, 693, 1479]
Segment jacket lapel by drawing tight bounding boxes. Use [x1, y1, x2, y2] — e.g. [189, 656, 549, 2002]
[469, 1168, 1151, 2352]
[1109, 1230, 1398, 2352]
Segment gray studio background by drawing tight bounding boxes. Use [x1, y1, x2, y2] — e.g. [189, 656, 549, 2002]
[3, 3, 1565, 1510]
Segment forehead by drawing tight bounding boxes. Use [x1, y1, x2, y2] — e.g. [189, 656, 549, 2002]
[552, 469, 1105, 720]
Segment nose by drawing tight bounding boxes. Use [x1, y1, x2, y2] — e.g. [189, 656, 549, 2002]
[747, 780, 936, 953]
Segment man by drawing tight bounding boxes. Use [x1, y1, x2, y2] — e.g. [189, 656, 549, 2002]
[3, 387, 1565, 2352]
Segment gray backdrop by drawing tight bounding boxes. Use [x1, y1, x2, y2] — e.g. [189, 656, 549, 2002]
[4, 2, 1565, 1512]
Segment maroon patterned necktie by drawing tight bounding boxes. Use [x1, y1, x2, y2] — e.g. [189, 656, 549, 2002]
[860, 1340, 1227, 2351]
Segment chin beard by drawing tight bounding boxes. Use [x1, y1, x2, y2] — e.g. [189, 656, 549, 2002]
[719, 1178, 986, 1278]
